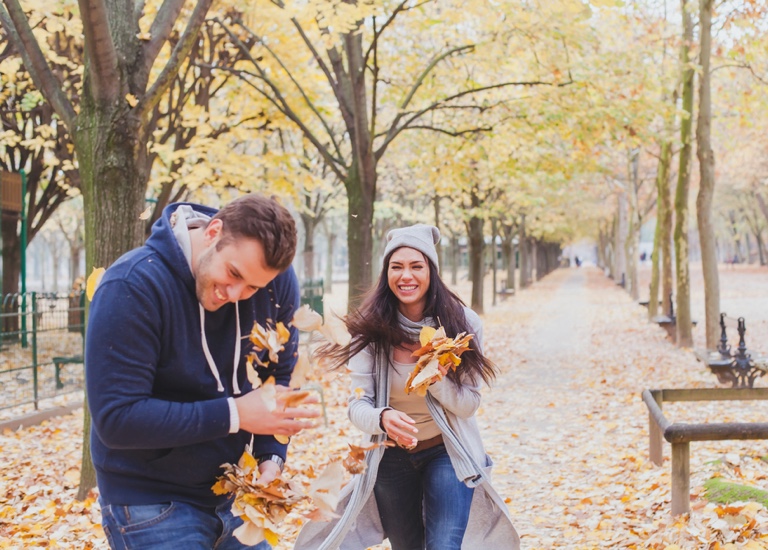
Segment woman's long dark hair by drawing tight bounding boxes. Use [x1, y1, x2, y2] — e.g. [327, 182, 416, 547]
[318, 249, 497, 386]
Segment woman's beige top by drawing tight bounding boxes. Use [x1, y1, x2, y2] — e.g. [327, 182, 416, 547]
[388, 359, 441, 441]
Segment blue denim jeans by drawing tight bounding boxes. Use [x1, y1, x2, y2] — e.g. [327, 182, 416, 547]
[373, 443, 474, 550]
[100, 498, 271, 550]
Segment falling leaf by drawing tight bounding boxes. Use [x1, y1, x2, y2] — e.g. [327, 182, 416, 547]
[291, 304, 323, 332]
[318, 314, 351, 347]
[289, 352, 312, 389]
[251, 322, 290, 363]
[276, 390, 312, 409]
[85, 267, 105, 301]
[306, 460, 345, 521]
[139, 205, 152, 220]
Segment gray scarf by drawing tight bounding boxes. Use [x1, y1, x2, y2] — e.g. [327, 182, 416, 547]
[315, 313, 488, 550]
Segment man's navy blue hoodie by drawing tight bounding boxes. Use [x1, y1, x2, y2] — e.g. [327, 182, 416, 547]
[86, 202, 300, 507]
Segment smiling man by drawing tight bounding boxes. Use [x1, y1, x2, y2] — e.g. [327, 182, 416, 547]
[86, 195, 319, 550]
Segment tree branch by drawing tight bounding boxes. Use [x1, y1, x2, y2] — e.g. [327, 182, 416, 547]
[377, 78, 571, 160]
[78, 0, 120, 102]
[209, 64, 347, 182]
[138, 0, 214, 119]
[226, 17, 345, 162]
[138, 0, 186, 89]
[362, 0, 408, 67]
[0, 0, 76, 126]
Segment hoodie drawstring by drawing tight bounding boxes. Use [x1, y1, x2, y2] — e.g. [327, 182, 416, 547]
[199, 303, 242, 394]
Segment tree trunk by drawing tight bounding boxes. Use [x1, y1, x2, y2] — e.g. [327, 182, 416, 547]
[674, 0, 695, 348]
[324, 229, 335, 294]
[491, 219, 498, 307]
[433, 195, 444, 271]
[649, 138, 673, 319]
[74, 98, 150, 499]
[300, 213, 317, 281]
[467, 213, 484, 314]
[345, 165, 375, 307]
[450, 234, 459, 286]
[519, 215, 529, 288]
[615, 193, 628, 288]
[695, 0, 720, 349]
[1, 214, 21, 335]
[626, 150, 640, 300]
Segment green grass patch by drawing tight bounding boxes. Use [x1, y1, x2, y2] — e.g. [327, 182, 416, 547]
[704, 478, 768, 507]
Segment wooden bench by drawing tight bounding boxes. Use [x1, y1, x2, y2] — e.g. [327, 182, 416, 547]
[642, 387, 768, 515]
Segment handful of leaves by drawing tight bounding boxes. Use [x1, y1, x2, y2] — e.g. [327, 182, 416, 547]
[212, 448, 307, 546]
[404, 326, 474, 396]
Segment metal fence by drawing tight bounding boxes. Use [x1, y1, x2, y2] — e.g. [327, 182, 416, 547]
[0, 291, 85, 411]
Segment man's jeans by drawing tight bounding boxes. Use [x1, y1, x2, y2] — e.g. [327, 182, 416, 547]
[373, 444, 474, 550]
[100, 498, 271, 550]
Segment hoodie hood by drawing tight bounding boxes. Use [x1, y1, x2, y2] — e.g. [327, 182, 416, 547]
[145, 202, 219, 293]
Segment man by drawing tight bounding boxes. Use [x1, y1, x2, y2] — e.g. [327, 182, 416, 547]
[86, 195, 319, 549]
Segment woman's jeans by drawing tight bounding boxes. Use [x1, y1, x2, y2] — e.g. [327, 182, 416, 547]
[374, 443, 474, 550]
[100, 498, 271, 550]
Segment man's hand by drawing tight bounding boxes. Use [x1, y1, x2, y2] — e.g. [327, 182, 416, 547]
[235, 386, 320, 436]
[257, 460, 282, 485]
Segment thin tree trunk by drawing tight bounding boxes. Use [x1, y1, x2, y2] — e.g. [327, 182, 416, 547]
[649, 138, 673, 319]
[695, 0, 719, 349]
[673, 0, 695, 347]
[616, 193, 628, 288]
[519, 215, 529, 288]
[467, 189, 484, 313]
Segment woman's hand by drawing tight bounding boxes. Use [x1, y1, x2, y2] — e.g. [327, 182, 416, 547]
[381, 409, 418, 448]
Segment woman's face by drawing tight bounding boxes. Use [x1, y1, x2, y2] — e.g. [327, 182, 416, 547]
[387, 247, 430, 318]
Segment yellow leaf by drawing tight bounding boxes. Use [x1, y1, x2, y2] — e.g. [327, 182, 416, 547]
[139, 205, 152, 220]
[125, 94, 138, 107]
[264, 529, 279, 547]
[86, 267, 105, 300]
[239, 450, 257, 471]
[211, 479, 229, 495]
[419, 326, 437, 347]
[274, 434, 290, 444]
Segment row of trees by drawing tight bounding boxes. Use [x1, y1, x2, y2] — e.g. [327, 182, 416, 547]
[596, 0, 767, 349]
[1, 0, 767, 495]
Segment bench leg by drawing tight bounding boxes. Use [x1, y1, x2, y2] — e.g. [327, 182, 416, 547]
[671, 441, 690, 515]
[649, 411, 663, 466]
[55, 363, 63, 390]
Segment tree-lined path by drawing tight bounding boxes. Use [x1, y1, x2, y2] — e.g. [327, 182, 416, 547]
[476, 266, 768, 548]
[2, 265, 768, 548]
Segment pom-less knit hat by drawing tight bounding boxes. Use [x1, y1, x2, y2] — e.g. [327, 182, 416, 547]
[383, 224, 441, 271]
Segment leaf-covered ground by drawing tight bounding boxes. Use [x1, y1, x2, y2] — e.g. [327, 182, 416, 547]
[2, 265, 767, 549]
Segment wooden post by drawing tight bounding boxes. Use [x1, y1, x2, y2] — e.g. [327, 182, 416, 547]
[671, 441, 690, 515]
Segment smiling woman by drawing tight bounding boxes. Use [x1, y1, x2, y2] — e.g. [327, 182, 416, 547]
[296, 224, 518, 550]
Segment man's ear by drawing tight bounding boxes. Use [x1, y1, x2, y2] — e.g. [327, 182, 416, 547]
[203, 219, 223, 245]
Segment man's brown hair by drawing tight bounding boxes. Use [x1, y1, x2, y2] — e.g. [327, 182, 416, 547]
[212, 195, 297, 271]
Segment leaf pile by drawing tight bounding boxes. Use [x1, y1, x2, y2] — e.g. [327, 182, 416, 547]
[404, 325, 473, 396]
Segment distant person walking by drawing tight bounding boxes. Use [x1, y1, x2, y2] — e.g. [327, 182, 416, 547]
[296, 224, 519, 549]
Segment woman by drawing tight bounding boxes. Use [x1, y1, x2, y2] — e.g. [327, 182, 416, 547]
[296, 224, 519, 550]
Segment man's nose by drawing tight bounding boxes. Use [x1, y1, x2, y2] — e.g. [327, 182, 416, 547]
[227, 284, 245, 302]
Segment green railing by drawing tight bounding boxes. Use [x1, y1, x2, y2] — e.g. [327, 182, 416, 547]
[0, 291, 85, 411]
